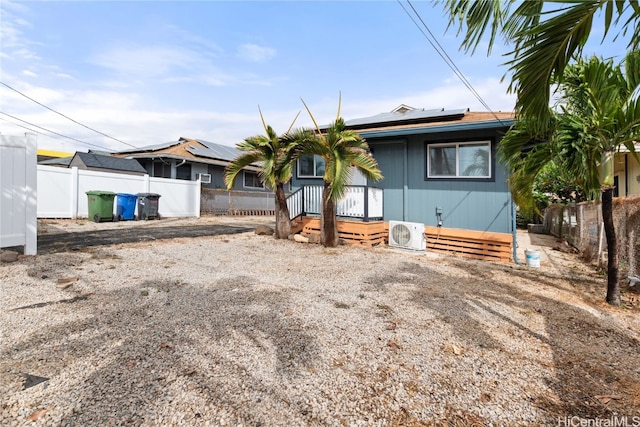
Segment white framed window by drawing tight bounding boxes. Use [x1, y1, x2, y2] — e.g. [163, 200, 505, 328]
[427, 141, 491, 178]
[297, 155, 325, 178]
[243, 170, 263, 188]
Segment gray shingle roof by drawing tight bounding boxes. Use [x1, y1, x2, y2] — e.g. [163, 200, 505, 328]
[75, 152, 147, 173]
[39, 156, 73, 166]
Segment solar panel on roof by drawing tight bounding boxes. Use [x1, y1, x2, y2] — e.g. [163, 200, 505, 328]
[114, 140, 182, 154]
[345, 108, 468, 127]
[194, 139, 242, 161]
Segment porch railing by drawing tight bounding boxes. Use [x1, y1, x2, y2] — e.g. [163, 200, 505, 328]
[287, 185, 383, 222]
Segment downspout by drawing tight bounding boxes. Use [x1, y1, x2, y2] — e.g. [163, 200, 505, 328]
[512, 196, 521, 265]
[172, 159, 187, 179]
[403, 140, 408, 221]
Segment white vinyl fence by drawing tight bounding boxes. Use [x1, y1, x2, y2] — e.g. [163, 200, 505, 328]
[0, 134, 37, 254]
[38, 165, 201, 219]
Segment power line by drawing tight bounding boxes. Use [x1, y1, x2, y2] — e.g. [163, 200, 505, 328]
[0, 112, 114, 151]
[0, 80, 139, 149]
[397, 0, 508, 125]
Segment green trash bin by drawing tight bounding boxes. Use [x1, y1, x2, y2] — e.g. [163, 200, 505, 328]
[86, 190, 116, 223]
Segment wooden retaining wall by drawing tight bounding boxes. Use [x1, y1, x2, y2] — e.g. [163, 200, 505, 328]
[300, 217, 386, 247]
[294, 216, 512, 262]
[423, 225, 512, 262]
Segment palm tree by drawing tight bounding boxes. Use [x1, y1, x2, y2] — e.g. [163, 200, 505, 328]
[224, 108, 304, 239]
[498, 52, 640, 305]
[300, 96, 383, 247]
[443, 0, 640, 132]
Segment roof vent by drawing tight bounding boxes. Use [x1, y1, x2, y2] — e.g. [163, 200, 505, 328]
[392, 104, 416, 114]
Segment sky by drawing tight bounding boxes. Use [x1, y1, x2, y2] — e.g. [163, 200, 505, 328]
[0, 0, 629, 154]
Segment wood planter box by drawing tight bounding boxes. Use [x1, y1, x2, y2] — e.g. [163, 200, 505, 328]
[299, 217, 386, 247]
[294, 216, 512, 262]
[423, 225, 512, 262]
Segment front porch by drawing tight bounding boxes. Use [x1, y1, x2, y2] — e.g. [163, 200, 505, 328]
[286, 185, 513, 262]
[287, 185, 384, 222]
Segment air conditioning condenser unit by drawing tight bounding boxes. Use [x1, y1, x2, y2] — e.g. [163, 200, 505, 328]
[388, 221, 426, 251]
[196, 173, 211, 184]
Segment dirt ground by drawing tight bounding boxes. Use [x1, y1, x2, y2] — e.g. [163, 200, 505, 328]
[2, 215, 640, 425]
[35, 216, 261, 254]
[30, 215, 640, 310]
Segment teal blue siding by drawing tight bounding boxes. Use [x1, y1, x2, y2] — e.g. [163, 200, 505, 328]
[289, 126, 514, 234]
[369, 141, 405, 221]
[368, 129, 513, 234]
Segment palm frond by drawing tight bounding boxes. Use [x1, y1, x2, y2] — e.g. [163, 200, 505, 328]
[300, 98, 325, 142]
[224, 152, 262, 190]
[285, 111, 301, 134]
[507, 2, 605, 128]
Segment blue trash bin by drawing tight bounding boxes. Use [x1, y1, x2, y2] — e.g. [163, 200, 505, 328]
[116, 193, 138, 221]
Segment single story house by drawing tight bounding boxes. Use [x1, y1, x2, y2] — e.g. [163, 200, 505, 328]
[291, 106, 516, 234]
[110, 137, 278, 192]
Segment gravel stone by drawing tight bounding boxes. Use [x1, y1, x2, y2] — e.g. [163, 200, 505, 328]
[1, 217, 639, 426]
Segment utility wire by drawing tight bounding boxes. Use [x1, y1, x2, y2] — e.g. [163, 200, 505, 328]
[0, 112, 114, 151]
[0, 80, 139, 149]
[398, 0, 508, 125]
[0, 115, 52, 139]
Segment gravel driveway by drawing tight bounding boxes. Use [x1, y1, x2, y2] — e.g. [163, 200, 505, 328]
[1, 216, 639, 426]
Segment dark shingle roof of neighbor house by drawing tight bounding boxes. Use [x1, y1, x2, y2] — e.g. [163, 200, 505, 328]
[39, 156, 73, 166]
[74, 152, 147, 173]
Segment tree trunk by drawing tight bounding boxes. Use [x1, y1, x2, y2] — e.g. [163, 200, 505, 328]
[274, 183, 292, 239]
[321, 181, 339, 247]
[602, 187, 620, 306]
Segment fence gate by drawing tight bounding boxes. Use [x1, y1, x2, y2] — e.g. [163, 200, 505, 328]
[0, 134, 37, 255]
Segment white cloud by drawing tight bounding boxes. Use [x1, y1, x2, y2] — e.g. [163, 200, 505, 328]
[89, 45, 199, 77]
[1, 74, 517, 156]
[22, 70, 37, 78]
[88, 44, 262, 88]
[0, 1, 40, 62]
[237, 43, 276, 62]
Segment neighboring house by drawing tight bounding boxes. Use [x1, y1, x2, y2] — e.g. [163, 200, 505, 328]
[614, 142, 640, 197]
[291, 106, 515, 234]
[38, 151, 147, 176]
[110, 137, 276, 192]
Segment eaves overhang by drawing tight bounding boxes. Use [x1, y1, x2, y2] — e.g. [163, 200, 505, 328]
[358, 119, 516, 139]
[123, 153, 261, 171]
